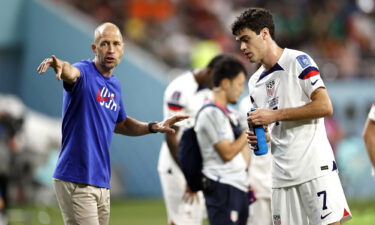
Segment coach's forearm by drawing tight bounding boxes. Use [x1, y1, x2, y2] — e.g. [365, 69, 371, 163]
[60, 61, 80, 84]
[114, 117, 150, 136]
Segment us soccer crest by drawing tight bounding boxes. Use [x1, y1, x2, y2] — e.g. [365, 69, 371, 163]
[266, 79, 276, 97]
[273, 215, 281, 225]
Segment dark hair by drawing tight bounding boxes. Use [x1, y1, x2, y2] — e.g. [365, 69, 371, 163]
[212, 55, 247, 87]
[206, 54, 226, 69]
[231, 8, 275, 40]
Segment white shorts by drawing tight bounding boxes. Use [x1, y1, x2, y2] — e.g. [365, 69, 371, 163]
[272, 172, 352, 225]
[159, 167, 205, 225]
[247, 197, 272, 225]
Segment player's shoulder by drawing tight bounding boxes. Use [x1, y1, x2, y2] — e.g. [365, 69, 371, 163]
[73, 59, 92, 69]
[248, 65, 264, 87]
[199, 105, 226, 121]
[166, 71, 196, 92]
[284, 48, 317, 70]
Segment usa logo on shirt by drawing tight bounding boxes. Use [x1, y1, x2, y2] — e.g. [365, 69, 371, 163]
[96, 87, 117, 111]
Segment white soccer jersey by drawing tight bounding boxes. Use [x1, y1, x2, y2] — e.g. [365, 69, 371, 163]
[158, 71, 212, 173]
[248, 48, 336, 188]
[369, 104, 375, 121]
[195, 106, 248, 192]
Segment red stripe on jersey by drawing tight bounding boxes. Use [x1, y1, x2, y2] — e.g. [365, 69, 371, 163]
[168, 103, 183, 111]
[304, 70, 320, 79]
[343, 208, 350, 217]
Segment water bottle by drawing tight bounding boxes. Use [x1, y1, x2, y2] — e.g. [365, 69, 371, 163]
[248, 108, 268, 155]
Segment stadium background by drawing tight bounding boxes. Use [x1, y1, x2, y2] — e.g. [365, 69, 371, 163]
[0, 0, 374, 224]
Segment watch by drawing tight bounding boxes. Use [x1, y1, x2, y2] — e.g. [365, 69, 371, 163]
[148, 122, 158, 133]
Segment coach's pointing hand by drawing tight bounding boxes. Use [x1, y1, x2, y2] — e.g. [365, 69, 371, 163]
[37, 55, 63, 80]
[154, 115, 189, 134]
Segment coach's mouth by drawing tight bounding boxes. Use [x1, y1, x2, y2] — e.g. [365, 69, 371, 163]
[105, 57, 116, 63]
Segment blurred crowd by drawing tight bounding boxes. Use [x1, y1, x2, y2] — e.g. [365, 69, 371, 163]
[0, 94, 61, 224]
[53, 0, 375, 79]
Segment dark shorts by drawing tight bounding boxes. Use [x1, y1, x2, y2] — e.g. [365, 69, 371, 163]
[202, 177, 249, 225]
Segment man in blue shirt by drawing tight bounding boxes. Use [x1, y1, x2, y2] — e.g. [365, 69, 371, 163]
[37, 22, 187, 225]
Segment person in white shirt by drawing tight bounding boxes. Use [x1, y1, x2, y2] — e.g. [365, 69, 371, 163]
[239, 96, 272, 225]
[158, 55, 226, 225]
[363, 104, 375, 177]
[232, 8, 351, 225]
[195, 55, 249, 225]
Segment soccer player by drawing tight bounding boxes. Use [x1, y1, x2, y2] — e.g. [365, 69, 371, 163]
[239, 96, 272, 225]
[36, 22, 188, 225]
[363, 103, 375, 177]
[232, 8, 351, 225]
[158, 55, 226, 225]
[195, 56, 249, 225]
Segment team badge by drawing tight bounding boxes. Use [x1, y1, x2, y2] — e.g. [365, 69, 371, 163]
[297, 55, 311, 68]
[266, 79, 276, 97]
[273, 215, 281, 225]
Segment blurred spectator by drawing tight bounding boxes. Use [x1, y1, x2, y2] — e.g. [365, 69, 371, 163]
[0, 94, 61, 224]
[53, 0, 375, 79]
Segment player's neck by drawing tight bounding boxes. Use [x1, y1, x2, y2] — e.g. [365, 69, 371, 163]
[262, 43, 283, 70]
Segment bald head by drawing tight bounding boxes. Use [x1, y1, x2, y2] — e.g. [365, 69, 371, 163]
[94, 22, 123, 44]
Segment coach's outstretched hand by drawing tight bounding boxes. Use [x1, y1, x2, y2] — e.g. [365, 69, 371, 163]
[37, 55, 64, 80]
[154, 115, 189, 134]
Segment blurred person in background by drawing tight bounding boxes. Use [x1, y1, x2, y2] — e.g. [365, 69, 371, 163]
[239, 96, 272, 225]
[158, 54, 226, 225]
[195, 56, 249, 225]
[36, 22, 188, 225]
[0, 97, 25, 225]
[363, 103, 375, 177]
[232, 7, 351, 225]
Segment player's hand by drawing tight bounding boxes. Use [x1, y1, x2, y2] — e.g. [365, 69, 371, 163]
[246, 130, 257, 149]
[37, 55, 64, 80]
[246, 125, 270, 150]
[247, 108, 276, 126]
[155, 115, 189, 134]
[182, 185, 199, 204]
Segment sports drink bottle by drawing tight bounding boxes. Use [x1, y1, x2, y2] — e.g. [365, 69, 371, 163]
[248, 108, 268, 155]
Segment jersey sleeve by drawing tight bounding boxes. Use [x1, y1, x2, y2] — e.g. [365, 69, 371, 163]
[369, 104, 375, 121]
[116, 98, 127, 123]
[163, 82, 189, 118]
[63, 61, 86, 92]
[196, 107, 231, 145]
[295, 54, 325, 98]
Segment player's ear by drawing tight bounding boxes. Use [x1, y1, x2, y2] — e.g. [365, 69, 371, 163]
[221, 78, 230, 90]
[261, 27, 269, 39]
[91, 44, 97, 55]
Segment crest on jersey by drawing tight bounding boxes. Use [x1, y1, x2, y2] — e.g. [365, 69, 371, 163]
[273, 215, 281, 225]
[296, 55, 311, 68]
[266, 79, 276, 97]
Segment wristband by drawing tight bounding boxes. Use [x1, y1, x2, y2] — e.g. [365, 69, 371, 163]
[148, 122, 158, 133]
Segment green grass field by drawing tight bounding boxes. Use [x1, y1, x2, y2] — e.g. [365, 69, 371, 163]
[7, 199, 375, 225]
